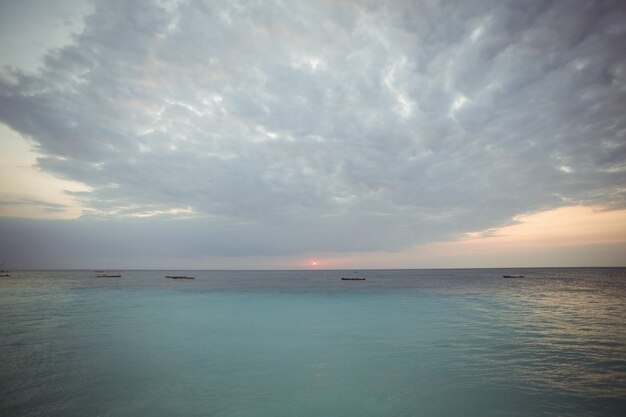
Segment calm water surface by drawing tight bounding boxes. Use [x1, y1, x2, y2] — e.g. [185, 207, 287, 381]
[1, 268, 625, 416]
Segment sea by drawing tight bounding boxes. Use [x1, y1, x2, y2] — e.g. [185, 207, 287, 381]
[1, 268, 625, 417]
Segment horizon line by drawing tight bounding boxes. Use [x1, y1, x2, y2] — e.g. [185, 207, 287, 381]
[5, 266, 626, 272]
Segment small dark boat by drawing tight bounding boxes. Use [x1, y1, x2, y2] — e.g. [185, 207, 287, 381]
[96, 274, 122, 278]
[502, 275, 525, 278]
[342, 270, 366, 281]
[166, 275, 195, 280]
[1, 261, 10, 277]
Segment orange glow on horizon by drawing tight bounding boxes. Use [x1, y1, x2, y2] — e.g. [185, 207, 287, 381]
[288, 258, 354, 269]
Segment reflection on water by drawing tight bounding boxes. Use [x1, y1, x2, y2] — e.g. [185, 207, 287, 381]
[492, 272, 626, 398]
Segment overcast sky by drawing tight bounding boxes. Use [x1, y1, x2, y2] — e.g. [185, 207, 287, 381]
[1, 0, 625, 269]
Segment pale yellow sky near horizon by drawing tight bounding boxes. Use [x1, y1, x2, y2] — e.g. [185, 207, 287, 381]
[300, 206, 626, 269]
[0, 123, 89, 219]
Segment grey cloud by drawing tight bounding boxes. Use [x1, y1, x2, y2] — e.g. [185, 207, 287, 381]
[1, 0, 625, 262]
[0, 198, 67, 213]
[0, 212, 457, 268]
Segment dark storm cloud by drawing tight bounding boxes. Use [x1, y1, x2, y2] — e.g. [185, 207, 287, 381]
[1, 0, 625, 263]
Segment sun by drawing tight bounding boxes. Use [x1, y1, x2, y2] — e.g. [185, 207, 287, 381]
[311, 260, 318, 266]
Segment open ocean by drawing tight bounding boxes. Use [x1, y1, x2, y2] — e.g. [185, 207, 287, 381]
[1, 268, 625, 416]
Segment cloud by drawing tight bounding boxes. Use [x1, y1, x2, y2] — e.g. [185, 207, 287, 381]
[1, 0, 625, 263]
[0, 198, 67, 212]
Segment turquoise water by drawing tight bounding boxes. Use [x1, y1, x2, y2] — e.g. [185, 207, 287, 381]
[1, 269, 625, 416]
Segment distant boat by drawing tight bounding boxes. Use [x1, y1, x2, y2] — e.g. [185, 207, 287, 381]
[0, 261, 10, 277]
[342, 271, 366, 281]
[96, 271, 122, 278]
[502, 275, 525, 278]
[166, 275, 195, 280]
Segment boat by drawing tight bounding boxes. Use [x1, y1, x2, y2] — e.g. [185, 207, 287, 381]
[502, 275, 525, 278]
[342, 270, 365, 281]
[96, 274, 122, 278]
[166, 275, 195, 280]
[0, 261, 10, 277]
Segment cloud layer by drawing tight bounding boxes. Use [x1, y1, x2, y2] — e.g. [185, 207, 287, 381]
[1, 0, 625, 263]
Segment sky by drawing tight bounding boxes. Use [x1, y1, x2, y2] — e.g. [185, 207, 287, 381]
[0, 0, 625, 269]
